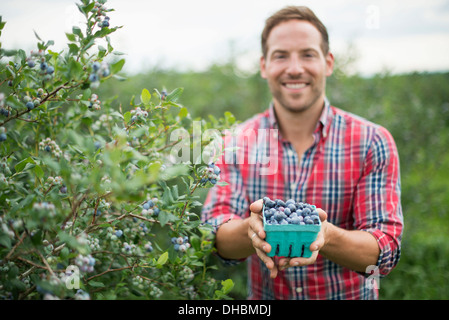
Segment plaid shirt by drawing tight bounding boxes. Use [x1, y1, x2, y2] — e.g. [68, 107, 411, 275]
[201, 100, 403, 300]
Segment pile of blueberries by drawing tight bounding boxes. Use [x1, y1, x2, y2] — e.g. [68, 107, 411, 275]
[263, 197, 321, 226]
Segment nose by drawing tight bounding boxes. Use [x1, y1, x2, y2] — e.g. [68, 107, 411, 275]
[286, 55, 304, 76]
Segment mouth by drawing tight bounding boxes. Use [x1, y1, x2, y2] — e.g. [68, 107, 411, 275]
[282, 82, 309, 90]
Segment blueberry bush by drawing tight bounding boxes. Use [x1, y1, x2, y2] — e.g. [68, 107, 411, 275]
[0, 0, 235, 300]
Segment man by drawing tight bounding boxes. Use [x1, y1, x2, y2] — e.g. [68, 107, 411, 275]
[201, 6, 403, 300]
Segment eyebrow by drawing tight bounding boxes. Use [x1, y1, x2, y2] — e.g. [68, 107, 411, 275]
[270, 47, 319, 57]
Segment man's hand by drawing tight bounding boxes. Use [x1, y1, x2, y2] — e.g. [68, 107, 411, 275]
[247, 199, 328, 278]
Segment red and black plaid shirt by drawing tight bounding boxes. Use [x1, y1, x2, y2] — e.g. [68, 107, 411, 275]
[201, 101, 403, 299]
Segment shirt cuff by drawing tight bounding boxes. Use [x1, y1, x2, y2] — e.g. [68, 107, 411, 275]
[203, 213, 247, 266]
[363, 228, 399, 277]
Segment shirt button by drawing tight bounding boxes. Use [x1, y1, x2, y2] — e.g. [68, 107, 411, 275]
[296, 287, 303, 293]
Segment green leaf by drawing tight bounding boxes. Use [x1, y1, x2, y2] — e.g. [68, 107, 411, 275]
[110, 59, 125, 74]
[72, 26, 82, 37]
[0, 233, 12, 249]
[158, 211, 176, 227]
[221, 279, 234, 294]
[140, 88, 151, 104]
[14, 157, 36, 173]
[166, 87, 183, 102]
[33, 30, 42, 41]
[33, 165, 44, 180]
[66, 32, 76, 42]
[88, 280, 105, 287]
[224, 111, 236, 125]
[156, 251, 169, 267]
[178, 107, 188, 119]
[68, 43, 79, 55]
[123, 111, 131, 124]
[60, 247, 70, 260]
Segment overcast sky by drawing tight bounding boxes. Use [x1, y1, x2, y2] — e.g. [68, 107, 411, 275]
[1, 0, 449, 76]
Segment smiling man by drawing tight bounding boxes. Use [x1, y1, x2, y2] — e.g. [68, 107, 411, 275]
[201, 6, 403, 300]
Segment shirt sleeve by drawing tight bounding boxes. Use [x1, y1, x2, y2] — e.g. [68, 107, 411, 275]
[201, 148, 250, 265]
[353, 126, 404, 277]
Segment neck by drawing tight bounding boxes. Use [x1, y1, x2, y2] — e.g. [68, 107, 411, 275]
[273, 99, 324, 142]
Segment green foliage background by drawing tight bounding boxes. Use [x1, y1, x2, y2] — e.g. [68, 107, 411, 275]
[1, 0, 447, 298]
[96, 58, 449, 299]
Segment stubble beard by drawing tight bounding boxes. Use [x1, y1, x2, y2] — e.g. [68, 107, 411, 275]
[271, 82, 323, 115]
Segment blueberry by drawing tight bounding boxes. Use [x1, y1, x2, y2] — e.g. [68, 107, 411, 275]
[311, 215, 320, 225]
[274, 211, 285, 221]
[287, 204, 296, 212]
[264, 208, 275, 219]
[284, 207, 291, 216]
[89, 73, 99, 82]
[27, 60, 35, 68]
[304, 216, 313, 224]
[115, 230, 123, 237]
[265, 200, 276, 208]
[45, 145, 51, 152]
[146, 200, 154, 208]
[291, 216, 301, 224]
[40, 62, 48, 71]
[46, 66, 54, 74]
[101, 20, 110, 28]
[92, 62, 101, 72]
[26, 101, 35, 110]
[0, 133, 6, 142]
[275, 199, 286, 207]
[0, 108, 10, 117]
[302, 208, 311, 216]
[102, 68, 110, 77]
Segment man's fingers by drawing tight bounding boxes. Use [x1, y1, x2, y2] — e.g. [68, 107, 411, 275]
[286, 251, 319, 268]
[317, 208, 327, 222]
[254, 247, 278, 278]
[249, 199, 263, 214]
[249, 211, 266, 240]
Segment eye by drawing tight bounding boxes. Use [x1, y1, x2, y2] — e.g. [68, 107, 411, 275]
[303, 51, 317, 59]
[272, 52, 287, 60]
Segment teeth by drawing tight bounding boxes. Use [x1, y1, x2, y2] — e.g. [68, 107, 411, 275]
[285, 83, 307, 89]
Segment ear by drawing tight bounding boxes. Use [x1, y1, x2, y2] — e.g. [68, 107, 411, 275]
[325, 52, 334, 77]
[260, 56, 267, 79]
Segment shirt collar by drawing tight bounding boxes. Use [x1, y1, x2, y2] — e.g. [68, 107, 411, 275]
[267, 98, 332, 137]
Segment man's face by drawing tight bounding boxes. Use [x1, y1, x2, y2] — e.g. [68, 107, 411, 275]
[260, 20, 334, 114]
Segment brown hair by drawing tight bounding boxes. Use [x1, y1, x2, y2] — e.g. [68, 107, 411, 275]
[261, 6, 330, 58]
